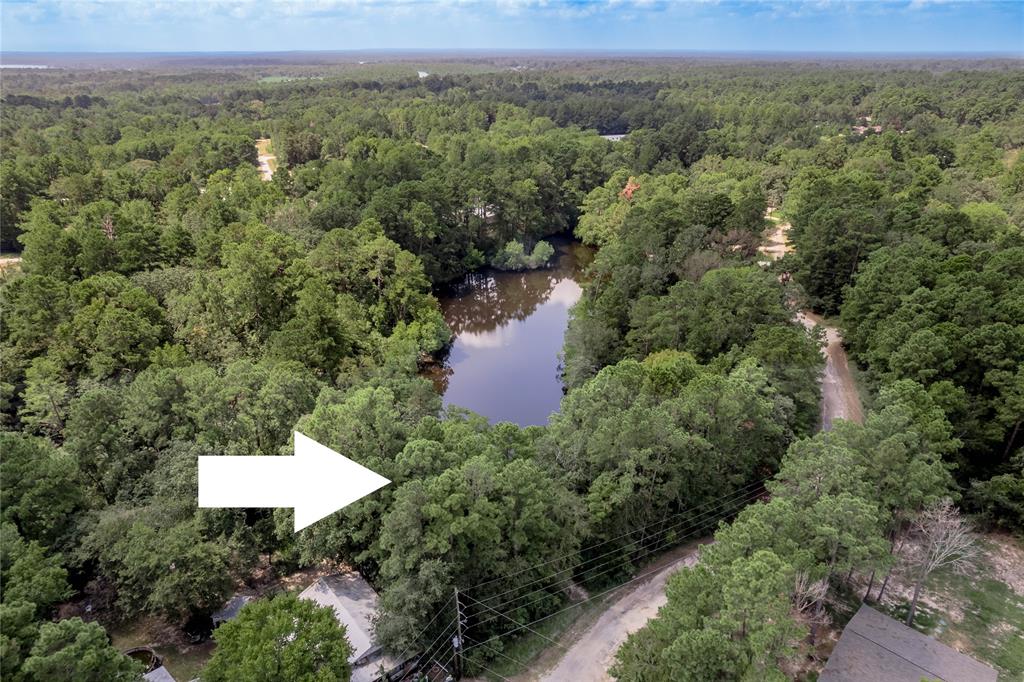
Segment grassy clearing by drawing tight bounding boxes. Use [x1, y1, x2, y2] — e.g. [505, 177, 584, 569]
[255, 138, 278, 174]
[108, 618, 214, 681]
[879, 534, 1024, 681]
[1004, 147, 1021, 169]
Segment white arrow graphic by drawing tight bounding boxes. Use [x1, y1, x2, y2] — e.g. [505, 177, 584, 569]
[198, 431, 390, 533]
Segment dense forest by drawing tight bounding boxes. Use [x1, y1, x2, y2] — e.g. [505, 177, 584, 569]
[1, 56, 1022, 681]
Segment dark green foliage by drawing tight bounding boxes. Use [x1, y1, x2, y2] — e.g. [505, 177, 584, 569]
[0, 434, 86, 550]
[21, 619, 142, 682]
[545, 351, 793, 565]
[563, 170, 788, 388]
[841, 240, 1024, 510]
[612, 382, 959, 680]
[968, 452, 1024, 535]
[1, 524, 72, 617]
[0, 57, 1020, 680]
[490, 239, 555, 270]
[203, 594, 353, 682]
[787, 171, 886, 314]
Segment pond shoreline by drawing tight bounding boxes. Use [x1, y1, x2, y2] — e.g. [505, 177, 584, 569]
[422, 236, 593, 426]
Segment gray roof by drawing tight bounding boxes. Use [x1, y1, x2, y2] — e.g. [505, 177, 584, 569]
[821, 605, 997, 682]
[299, 573, 391, 666]
[143, 666, 176, 682]
[212, 594, 254, 625]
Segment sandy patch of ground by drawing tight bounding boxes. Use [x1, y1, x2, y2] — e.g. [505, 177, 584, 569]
[256, 138, 277, 181]
[757, 219, 794, 263]
[798, 311, 865, 429]
[983, 532, 1024, 597]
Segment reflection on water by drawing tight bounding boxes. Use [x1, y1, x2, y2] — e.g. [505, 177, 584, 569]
[426, 239, 593, 426]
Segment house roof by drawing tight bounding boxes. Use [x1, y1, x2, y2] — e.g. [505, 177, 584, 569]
[143, 666, 176, 682]
[212, 594, 254, 624]
[820, 605, 997, 682]
[299, 573, 384, 664]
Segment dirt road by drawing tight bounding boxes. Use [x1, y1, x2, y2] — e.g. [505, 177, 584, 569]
[256, 138, 276, 181]
[798, 311, 864, 429]
[525, 544, 702, 682]
[519, 214, 866, 682]
[759, 212, 863, 429]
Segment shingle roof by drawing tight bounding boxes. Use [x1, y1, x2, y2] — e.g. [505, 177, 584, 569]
[143, 666, 176, 682]
[820, 604, 997, 682]
[299, 573, 383, 664]
[211, 594, 253, 625]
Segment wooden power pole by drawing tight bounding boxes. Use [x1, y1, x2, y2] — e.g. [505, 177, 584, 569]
[453, 587, 465, 680]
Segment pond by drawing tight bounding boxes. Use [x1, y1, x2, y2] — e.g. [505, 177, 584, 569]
[425, 238, 594, 426]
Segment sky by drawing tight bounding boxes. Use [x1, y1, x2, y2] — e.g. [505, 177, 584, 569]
[1, 0, 1022, 55]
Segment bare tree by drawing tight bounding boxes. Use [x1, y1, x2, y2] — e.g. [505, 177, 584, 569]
[903, 500, 979, 627]
[793, 571, 829, 617]
[793, 571, 830, 644]
[101, 214, 115, 241]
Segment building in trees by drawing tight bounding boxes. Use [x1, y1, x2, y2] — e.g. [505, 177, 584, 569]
[299, 573, 397, 682]
[211, 594, 254, 628]
[820, 605, 996, 682]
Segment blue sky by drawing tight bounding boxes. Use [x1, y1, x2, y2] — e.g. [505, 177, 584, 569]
[1, 1, 1022, 54]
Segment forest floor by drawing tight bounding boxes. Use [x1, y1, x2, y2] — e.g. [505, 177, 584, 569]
[256, 138, 277, 181]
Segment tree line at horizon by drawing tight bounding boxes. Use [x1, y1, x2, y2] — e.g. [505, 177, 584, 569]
[1, 59, 1021, 680]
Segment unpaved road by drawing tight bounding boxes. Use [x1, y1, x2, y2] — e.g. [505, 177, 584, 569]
[521, 214, 865, 682]
[798, 310, 864, 429]
[758, 211, 863, 429]
[256, 138, 276, 181]
[524, 544, 703, 682]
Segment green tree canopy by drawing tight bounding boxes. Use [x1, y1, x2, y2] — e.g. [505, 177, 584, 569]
[203, 594, 353, 682]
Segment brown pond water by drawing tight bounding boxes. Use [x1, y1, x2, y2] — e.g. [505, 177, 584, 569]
[425, 239, 594, 426]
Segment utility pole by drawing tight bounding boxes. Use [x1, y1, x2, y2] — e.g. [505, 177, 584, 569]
[453, 587, 465, 680]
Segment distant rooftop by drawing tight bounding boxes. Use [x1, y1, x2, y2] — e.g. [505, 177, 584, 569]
[211, 594, 253, 626]
[143, 666, 176, 682]
[821, 605, 997, 682]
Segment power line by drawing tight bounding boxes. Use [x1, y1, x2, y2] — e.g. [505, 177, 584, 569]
[393, 616, 456, 682]
[461, 561, 663, 659]
[468, 485, 764, 630]
[476, 485, 762, 620]
[468, 659, 513, 681]
[467, 496, 736, 634]
[436, 648, 458, 680]
[461, 508, 737, 658]
[394, 593, 455, 667]
[413, 622, 458, 678]
[461, 635, 531, 673]
[465, 476, 768, 598]
[454, 587, 465, 679]
[400, 476, 771, 679]
[461, 592, 567, 651]
[470, 480, 766, 613]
